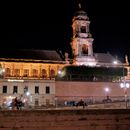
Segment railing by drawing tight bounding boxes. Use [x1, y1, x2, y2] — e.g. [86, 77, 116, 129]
[54, 96, 129, 108]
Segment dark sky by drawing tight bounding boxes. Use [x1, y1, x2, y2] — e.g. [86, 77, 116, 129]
[1, 0, 130, 61]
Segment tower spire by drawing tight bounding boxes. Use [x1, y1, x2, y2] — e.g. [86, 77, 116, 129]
[78, 3, 81, 9]
[71, 2, 96, 66]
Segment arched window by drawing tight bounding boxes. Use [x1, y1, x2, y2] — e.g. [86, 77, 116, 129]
[23, 69, 29, 77]
[50, 69, 55, 78]
[41, 69, 47, 78]
[5, 68, 11, 77]
[82, 44, 88, 54]
[80, 26, 86, 33]
[32, 69, 38, 77]
[14, 69, 20, 77]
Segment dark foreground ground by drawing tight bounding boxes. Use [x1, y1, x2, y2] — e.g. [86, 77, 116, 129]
[0, 109, 130, 130]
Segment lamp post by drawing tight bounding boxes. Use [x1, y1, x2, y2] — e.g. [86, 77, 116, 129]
[54, 97, 58, 108]
[119, 62, 129, 108]
[119, 63, 129, 108]
[105, 87, 112, 102]
[120, 82, 129, 108]
[113, 60, 129, 108]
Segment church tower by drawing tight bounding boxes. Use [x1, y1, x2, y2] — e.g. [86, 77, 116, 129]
[71, 4, 97, 66]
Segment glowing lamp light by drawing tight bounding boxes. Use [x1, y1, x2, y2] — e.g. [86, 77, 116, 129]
[26, 91, 30, 96]
[120, 83, 124, 88]
[58, 70, 65, 77]
[113, 60, 118, 65]
[58, 70, 62, 75]
[126, 83, 130, 88]
[120, 83, 130, 88]
[120, 82, 129, 108]
[105, 87, 109, 92]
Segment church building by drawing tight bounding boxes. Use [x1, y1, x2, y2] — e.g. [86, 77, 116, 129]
[0, 4, 129, 108]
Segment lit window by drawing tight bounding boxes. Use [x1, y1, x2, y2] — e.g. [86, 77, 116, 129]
[50, 69, 55, 78]
[5, 68, 11, 77]
[32, 69, 38, 77]
[23, 69, 29, 77]
[41, 69, 47, 78]
[14, 69, 20, 77]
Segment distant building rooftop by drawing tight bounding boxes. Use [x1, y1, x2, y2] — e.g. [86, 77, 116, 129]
[94, 52, 115, 63]
[0, 49, 65, 63]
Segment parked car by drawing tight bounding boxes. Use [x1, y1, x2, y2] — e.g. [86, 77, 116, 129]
[67, 101, 76, 106]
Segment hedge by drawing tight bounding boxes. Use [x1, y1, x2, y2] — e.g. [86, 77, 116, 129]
[61, 65, 127, 77]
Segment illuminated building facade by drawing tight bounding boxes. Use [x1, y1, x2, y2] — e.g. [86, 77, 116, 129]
[0, 50, 66, 107]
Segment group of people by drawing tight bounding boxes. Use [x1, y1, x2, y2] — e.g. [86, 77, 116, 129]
[64, 99, 87, 109]
[11, 96, 24, 110]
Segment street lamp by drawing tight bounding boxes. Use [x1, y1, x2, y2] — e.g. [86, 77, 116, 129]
[104, 87, 109, 97]
[120, 82, 129, 108]
[113, 59, 130, 108]
[119, 65, 129, 108]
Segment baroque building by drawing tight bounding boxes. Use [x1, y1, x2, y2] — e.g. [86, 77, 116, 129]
[0, 5, 129, 108]
[0, 50, 66, 108]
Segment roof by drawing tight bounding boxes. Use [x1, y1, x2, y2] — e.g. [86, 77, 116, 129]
[0, 49, 64, 63]
[94, 52, 115, 63]
[73, 9, 89, 20]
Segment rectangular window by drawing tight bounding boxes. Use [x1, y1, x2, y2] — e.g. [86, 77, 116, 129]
[3, 86, 7, 93]
[24, 86, 28, 93]
[13, 86, 18, 94]
[46, 86, 50, 94]
[35, 86, 39, 94]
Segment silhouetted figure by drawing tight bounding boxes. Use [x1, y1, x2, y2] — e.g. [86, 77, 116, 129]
[14, 97, 19, 110]
[17, 95, 24, 110]
[12, 98, 15, 110]
[76, 99, 86, 108]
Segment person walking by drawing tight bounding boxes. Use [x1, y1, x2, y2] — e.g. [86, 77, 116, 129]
[76, 99, 85, 109]
[14, 97, 19, 110]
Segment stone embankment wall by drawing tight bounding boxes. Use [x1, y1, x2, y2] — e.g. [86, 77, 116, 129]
[0, 109, 130, 130]
[55, 81, 130, 97]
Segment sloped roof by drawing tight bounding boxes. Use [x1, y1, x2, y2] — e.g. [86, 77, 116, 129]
[0, 49, 64, 62]
[94, 52, 115, 63]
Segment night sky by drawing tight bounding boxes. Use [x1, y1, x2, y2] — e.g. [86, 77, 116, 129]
[1, 0, 130, 62]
